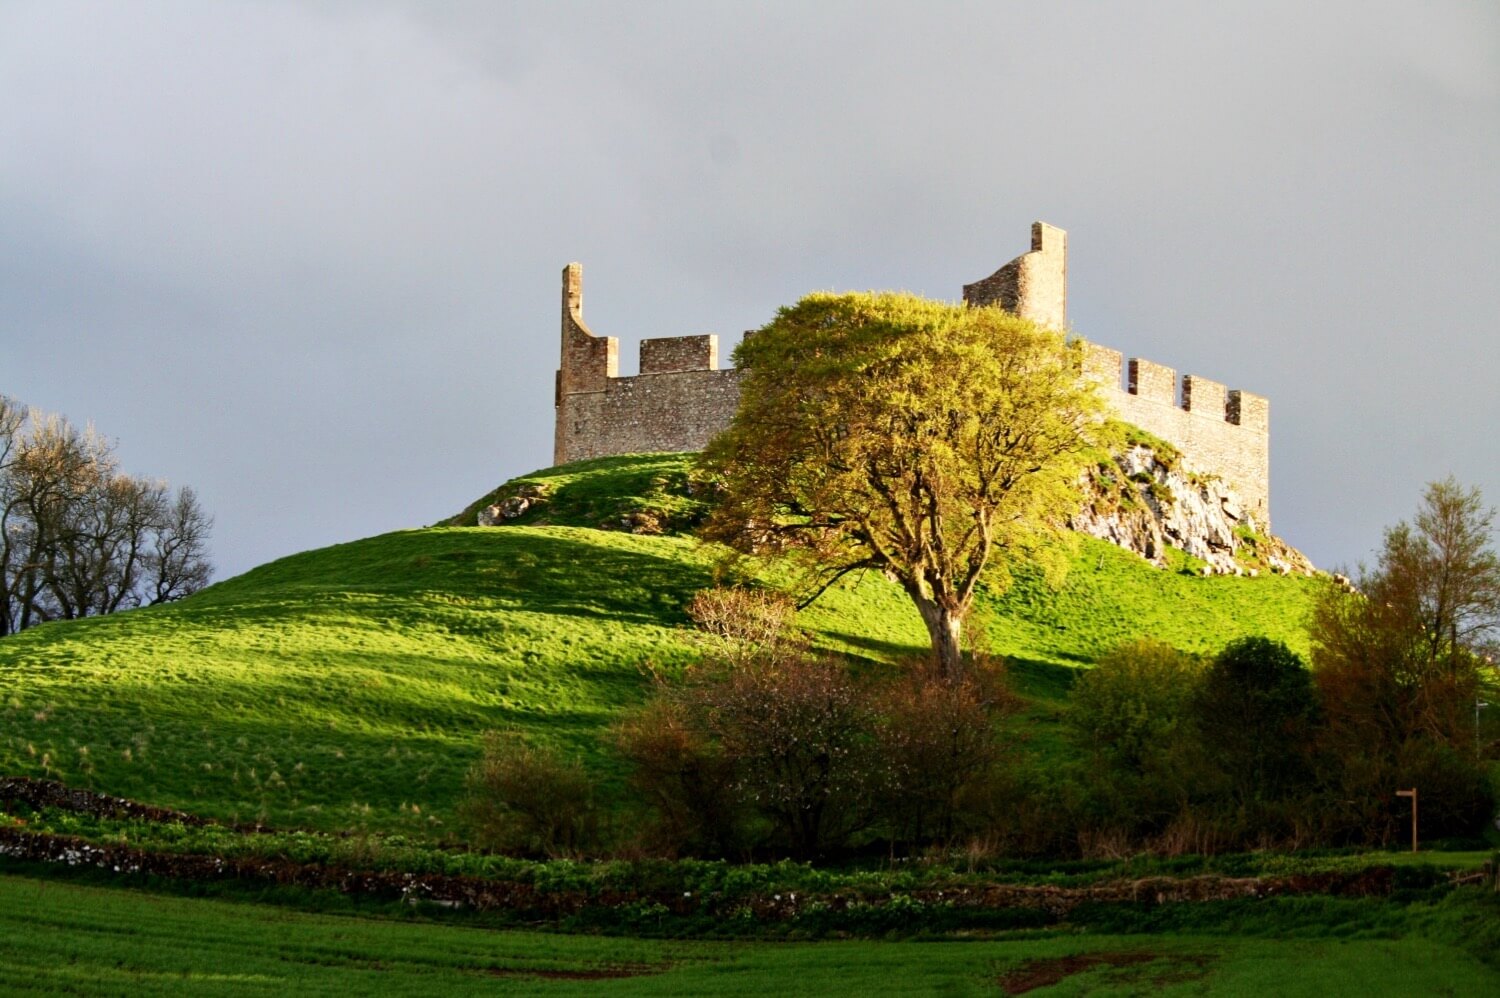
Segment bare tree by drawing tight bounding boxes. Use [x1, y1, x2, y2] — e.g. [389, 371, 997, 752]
[146, 485, 213, 604]
[0, 396, 27, 636]
[0, 400, 214, 634]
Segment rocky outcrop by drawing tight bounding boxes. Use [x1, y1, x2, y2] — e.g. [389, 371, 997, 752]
[1070, 445, 1313, 576]
[476, 484, 548, 527]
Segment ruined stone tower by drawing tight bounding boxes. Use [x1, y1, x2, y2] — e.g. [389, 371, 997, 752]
[553, 223, 1272, 530]
[962, 221, 1068, 330]
[554, 262, 743, 467]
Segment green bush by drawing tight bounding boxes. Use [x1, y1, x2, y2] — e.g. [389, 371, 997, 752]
[1068, 639, 1201, 768]
[1193, 637, 1320, 807]
[1065, 640, 1214, 848]
[457, 731, 603, 858]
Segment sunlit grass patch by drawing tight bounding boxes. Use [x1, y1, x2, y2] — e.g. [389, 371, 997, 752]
[0, 455, 1320, 836]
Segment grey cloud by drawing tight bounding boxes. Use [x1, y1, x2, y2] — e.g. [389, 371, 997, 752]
[1, 0, 1496, 577]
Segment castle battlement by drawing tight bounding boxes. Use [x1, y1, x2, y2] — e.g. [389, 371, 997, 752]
[553, 223, 1272, 530]
[554, 262, 744, 465]
[1078, 343, 1270, 525]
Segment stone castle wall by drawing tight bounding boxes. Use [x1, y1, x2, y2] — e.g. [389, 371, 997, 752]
[554, 263, 744, 464]
[962, 221, 1068, 330]
[553, 223, 1273, 530]
[1081, 345, 1270, 528]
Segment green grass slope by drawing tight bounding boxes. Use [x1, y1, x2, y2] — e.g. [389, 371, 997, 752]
[0, 526, 715, 834]
[445, 454, 712, 532]
[0, 455, 1321, 835]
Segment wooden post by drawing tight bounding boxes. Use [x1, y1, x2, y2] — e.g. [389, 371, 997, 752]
[1396, 788, 1418, 853]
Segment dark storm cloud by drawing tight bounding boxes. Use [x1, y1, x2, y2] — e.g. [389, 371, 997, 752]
[2, 0, 1496, 577]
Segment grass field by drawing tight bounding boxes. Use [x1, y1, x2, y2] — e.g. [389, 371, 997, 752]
[0, 455, 1321, 835]
[4, 872, 1499, 996]
[2, 454, 1496, 995]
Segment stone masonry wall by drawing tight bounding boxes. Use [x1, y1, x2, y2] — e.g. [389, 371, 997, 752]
[552, 223, 1272, 530]
[962, 222, 1068, 330]
[1085, 344, 1270, 530]
[556, 367, 745, 462]
[554, 263, 742, 464]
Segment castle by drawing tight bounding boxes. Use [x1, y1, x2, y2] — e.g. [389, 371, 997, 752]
[554, 222, 1271, 531]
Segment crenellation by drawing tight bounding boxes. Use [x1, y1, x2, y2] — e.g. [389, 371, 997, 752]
[1182, 375, 1227, 419]
[1082, 343, 1124, 388]
[1227, 390, 1269, 433]
[1127, 358, 1176, 406]
[641, 334, 718, 375]
[554, 263, 741, 465]
[551, 222, 1274, 531]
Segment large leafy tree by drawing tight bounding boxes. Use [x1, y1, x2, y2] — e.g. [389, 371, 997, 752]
[702, 292, 1103, 679]
[1311, 478, 1499, 838]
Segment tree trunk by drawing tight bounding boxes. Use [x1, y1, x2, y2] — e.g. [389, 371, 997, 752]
[914, 597, 965, 681]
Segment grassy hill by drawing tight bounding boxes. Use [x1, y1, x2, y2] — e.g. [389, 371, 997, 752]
[0, 454, 1321, 836]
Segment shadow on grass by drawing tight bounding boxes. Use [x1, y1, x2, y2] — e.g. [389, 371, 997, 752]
[1007, 657, 1085, 701]
[2, 671, 643, 831]
[816, 630, 928, 666]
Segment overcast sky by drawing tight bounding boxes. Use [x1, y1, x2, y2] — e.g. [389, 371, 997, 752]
[3, 0, 1497, 580]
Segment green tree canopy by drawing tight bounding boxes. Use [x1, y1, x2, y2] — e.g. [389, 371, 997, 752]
[701, 291, 1103, 678]
[1193, 637, 1319, 805]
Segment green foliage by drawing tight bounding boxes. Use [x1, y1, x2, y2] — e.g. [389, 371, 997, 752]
[1068, 639, 1202, 767]
[1193, 637, 1319, 806]
[1064, 641, 1214, 846]
[703, 291, 1104, 677]
[8, 799, 1495, 896]
[1118, 422, 1183, 468]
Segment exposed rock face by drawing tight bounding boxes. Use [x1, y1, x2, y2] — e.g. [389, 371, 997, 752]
[1070, 445, 1313, 576]
[476, 484, 548, 526]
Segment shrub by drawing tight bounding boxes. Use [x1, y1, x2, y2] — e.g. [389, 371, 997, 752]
[685, 586, 803, 668]
[1065, 640, 1211, 839]
[457, 731, 602, 858]
[689, 653, 881, 859]
[610, 697, 746, 857]
[618, 585, 884, 859]
[628, 586, 1030, 858]
[1193, 637, 1320, 807]
[1068, 639, 1201, 768]
[875, 659, 1010, 846]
